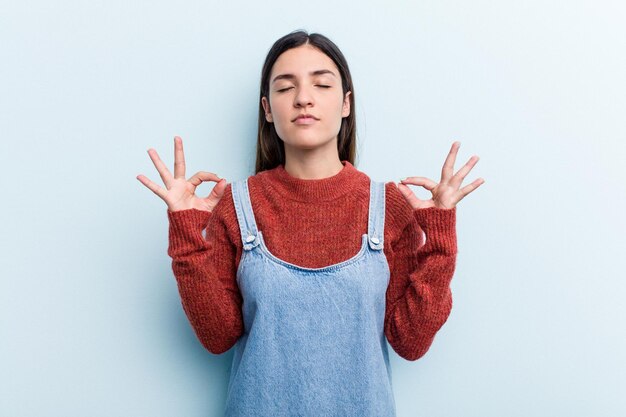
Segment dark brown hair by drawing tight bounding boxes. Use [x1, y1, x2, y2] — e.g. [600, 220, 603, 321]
[255, 30, 357, 174]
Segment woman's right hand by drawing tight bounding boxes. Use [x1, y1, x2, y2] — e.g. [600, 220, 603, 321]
[137, 136, 228, 213]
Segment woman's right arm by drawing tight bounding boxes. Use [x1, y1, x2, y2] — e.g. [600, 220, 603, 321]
[167, 201, 244, 355]
[137, 136, 243, 354]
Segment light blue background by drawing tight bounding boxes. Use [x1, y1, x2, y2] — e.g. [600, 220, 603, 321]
[2, 1, 625, 416]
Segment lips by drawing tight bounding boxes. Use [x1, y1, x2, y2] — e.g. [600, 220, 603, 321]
[293, 114, 318, 122]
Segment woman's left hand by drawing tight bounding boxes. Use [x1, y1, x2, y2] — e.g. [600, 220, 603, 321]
[397, 141, 484, 210]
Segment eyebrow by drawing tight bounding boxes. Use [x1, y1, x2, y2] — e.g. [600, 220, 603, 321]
[271, 69, 336, 84]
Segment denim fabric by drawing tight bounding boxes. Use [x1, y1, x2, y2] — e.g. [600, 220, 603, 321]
[225, 177, 395, 417]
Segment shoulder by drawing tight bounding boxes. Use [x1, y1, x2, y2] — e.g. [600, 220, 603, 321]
[382, 180, 419, 246]
[214, 172, 274, 237]
[206, 181, 242, 247]
[383, 180, 414, 230]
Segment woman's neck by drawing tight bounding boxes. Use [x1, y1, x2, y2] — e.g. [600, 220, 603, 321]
[283, 147, 344, 180]
[263, 160, 364, 203]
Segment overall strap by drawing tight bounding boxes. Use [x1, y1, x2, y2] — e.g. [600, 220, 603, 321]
[367, 179, 385, 251]
[231, 178, 261, 251]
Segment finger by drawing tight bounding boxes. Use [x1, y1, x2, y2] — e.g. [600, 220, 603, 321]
[147, 148, 174, 187]
[136, 174, 168, 200]
[174, 136, 186, 180]
[187, 171, 223, 191]
[441, 141, 460, 183]
[458, 178, 485, 199]
[400, 176, 438, 191]
[451, 155, 480, 188]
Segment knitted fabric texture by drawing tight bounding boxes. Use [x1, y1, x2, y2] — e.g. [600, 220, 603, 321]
[166, 160, 457, 361]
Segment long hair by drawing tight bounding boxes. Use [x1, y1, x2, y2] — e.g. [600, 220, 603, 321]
[255, 30, 357, 174]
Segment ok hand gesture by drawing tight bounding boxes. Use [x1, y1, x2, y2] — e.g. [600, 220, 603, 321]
[137, 136, 228, 213]
[397, 141, 484, 210]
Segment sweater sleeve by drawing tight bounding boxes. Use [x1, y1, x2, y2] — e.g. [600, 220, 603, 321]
[166, 202, 244, 354]
[384, 205, 458, 361]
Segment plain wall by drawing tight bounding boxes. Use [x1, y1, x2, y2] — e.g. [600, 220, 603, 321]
[1, 0, 625, 416]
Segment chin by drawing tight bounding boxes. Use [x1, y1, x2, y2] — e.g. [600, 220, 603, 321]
[292, 135, 334, 148]
[287, 141, 324, 151]
[278, 126, 336, 146]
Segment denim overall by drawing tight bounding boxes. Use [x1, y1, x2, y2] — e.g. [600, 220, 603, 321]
[225, 177, 396, 417]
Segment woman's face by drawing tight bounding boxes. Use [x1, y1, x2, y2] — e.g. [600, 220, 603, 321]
[262, 44, 351, 152]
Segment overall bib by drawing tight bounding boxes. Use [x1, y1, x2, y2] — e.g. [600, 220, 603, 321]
[225, 177, 396, 417]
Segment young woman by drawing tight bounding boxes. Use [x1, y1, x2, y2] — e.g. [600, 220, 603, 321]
[137, 30, 483, 417]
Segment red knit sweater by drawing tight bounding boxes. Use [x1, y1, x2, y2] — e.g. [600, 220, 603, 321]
[167, 160, 457, 361]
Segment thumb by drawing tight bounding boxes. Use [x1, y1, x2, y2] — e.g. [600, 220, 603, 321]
[397, 182, 424, 209]
[207, 178, 228, 200]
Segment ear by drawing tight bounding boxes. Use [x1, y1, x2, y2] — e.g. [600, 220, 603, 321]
[342, 91, 351, 118]
[261, 96, 273, 123]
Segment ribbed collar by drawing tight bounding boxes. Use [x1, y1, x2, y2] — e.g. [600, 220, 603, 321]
[260, 160, 367, 202]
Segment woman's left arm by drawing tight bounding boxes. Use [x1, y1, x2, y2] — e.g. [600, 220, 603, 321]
[384, 207, 457, 361]
[384, 141, 484, 360]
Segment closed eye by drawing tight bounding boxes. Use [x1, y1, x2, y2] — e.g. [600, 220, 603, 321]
[277, 85, 331, 93]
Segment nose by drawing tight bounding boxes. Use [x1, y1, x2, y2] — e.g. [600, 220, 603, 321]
[294, 85, 314, 108]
